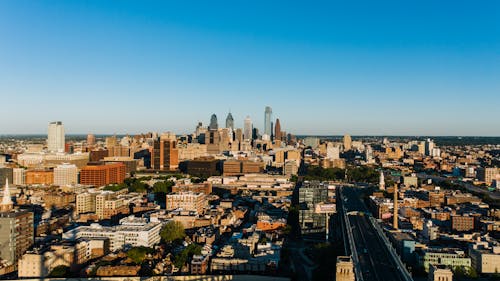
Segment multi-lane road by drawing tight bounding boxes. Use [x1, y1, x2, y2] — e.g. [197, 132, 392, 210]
[341, 186, 411, 281]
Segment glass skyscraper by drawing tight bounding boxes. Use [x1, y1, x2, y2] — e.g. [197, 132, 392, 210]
[264, 106, 272, 137]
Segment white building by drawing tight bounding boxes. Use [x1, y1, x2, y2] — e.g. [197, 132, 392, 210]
[326, 142, 340, 160]
[62, 216, 163, 251]
[13, 168, 25, 185]
[53, 163, 78, 186]
[47, 121, 65, 153]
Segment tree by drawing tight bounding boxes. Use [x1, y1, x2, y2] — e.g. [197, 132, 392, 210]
[160, 221, 186, 243]
[127, 246, 154, 264]
[174, 243, 202, 269]
[152, 181, 174, 193]
[48, 265, 70, 277]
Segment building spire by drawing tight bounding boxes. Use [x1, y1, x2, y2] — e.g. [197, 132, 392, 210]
[379, 171, 385, 190]
[1, 179, 13, 212]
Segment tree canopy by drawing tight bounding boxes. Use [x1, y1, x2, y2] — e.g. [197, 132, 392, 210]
[160, 221, 186, 243]
[127, 246, 154, 264]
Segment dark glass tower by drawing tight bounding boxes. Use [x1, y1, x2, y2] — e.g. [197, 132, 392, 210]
[209, 114, 218, 130]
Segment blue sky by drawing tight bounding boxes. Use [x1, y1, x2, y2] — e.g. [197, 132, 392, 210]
[0, 1, 499, 136]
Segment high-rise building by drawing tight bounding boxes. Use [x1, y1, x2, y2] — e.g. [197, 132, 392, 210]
[275, 118, 282, 141]
[225, 112, 234, 130]
[87, 134, 96, 146]
[209, 114, 218, 130]
[343, 134, 352, 151]
[425, 138, 435, 156]
[264, 106, 272, 137]
[13, 168, 25, 186]
[53, 163, 78, 186]
[0, 168, 13, 187]
[0, 210, 34, 268]
[326, 143, 340, 159]
[299, 181, 328, 234]
[47, 121, 65, 153]
[152, 138, 179, 171]
[244, 116, 252, 141]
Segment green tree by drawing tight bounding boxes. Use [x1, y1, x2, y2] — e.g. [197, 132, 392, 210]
[174, 243, 202, 269]
[160, 221, 186, 243]
[127, 246, 154, 264]
[48, 265, 70, 277]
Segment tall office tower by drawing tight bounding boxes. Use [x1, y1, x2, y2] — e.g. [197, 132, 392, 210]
[393, 183, 399, 229]
[379, 171, 385, 191]
[0, 211, 34, 268]
[87, 134, 96, 146]
[275, 118, 282, 141]
[209, 114, 218, 130]
[365, 145, 374, 163]
[47, 121, 65, 153]
[425, 138, 435, 156]
[244, 116, 252, 140]
[336, 256, 355, 281]
[53, 163, 78, 186]
[225, 112, 234, 130]
[152, 138, 179, 171]
[264, 106, 272, 136]
[343, 134, 352, 151]
[252, 128, 259, 140]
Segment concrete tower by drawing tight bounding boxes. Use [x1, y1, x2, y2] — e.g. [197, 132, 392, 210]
[244, 116, 252, 140]
[274, 118, 282, 141]
[393, 183, 399, 229]
[225, 112, 234, 130]
[87, 134, 96, 146]
[379, 171, 385, 190]
[264, 106, 272, 137]
[343, 134, 352, 151]
[47, 121, 65, 153]
[209, 114, 218, 130]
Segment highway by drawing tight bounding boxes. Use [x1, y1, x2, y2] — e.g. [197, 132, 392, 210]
[341, 186, 411, 281]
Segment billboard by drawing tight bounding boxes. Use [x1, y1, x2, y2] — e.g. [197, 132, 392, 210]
[315, 203, 336, 214]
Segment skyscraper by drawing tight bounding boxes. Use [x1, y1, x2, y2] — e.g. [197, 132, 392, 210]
[244, 116, 252, 140]
[274, 118, 282, 141]
[87, 134, 96, 146]
[209, 114, 218, 130]
[152, 137, 179, 171]
[225, 112, 234, 130]
[343, 134, 352, 151]
[47, 121, 65, 153]
[264, 106, 272, 137]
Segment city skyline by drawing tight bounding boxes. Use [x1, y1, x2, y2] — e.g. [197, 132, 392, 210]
[1, 1, 499, 136]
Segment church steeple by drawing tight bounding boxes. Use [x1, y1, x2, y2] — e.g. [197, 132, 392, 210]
[1, 179, 13, 212]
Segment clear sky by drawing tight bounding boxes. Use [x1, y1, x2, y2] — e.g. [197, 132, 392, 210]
[0, 1, 499, 136]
